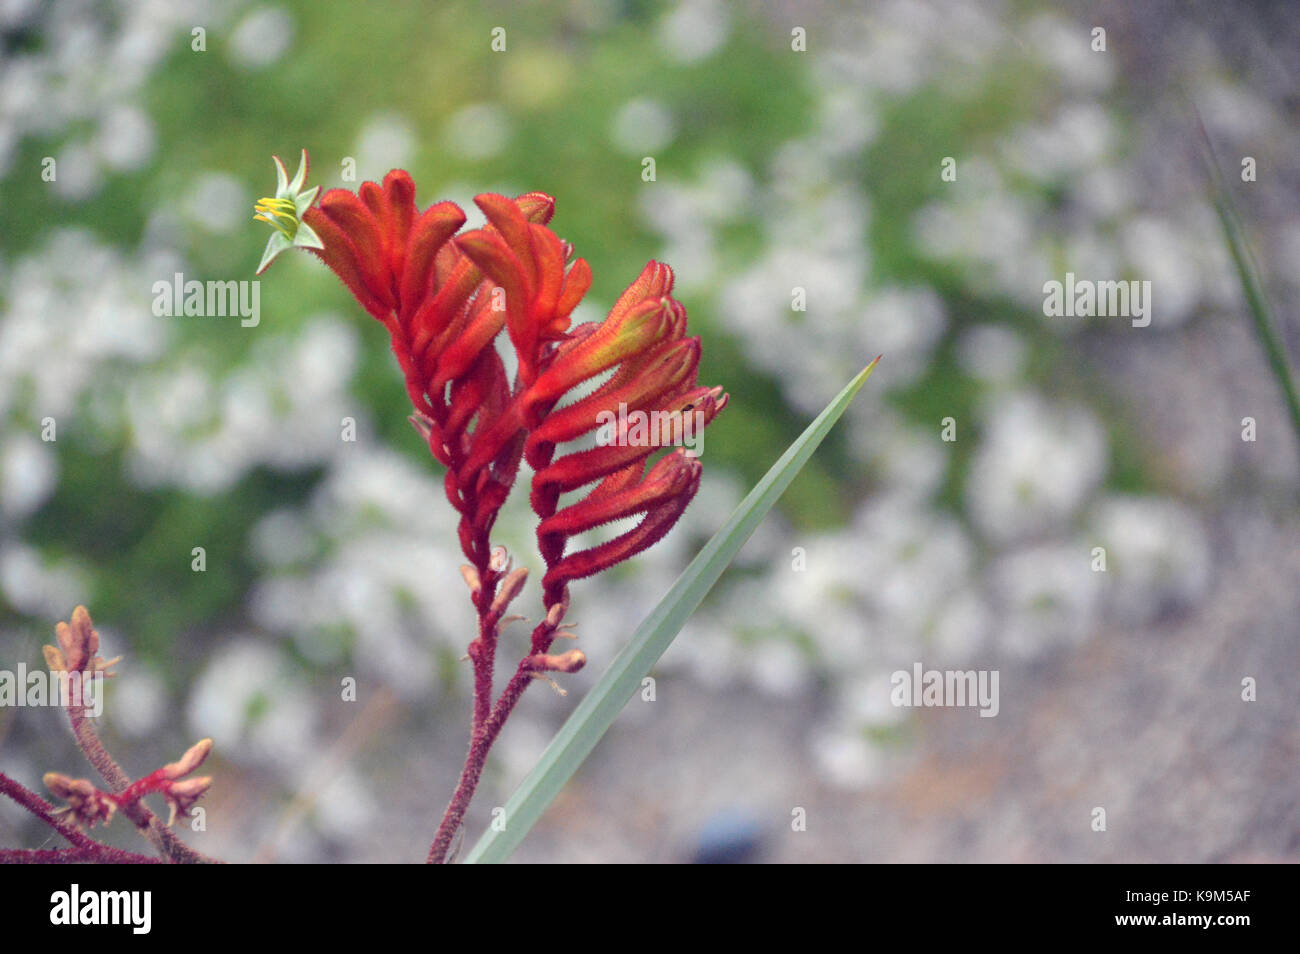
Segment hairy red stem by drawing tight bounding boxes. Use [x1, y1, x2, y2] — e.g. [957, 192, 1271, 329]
[1, 771, 157, 862]
[1, 770, 100, 852]
[0, 848, 161, 864]
[427, 567, 499, 864]
[426, 617, 560, 863]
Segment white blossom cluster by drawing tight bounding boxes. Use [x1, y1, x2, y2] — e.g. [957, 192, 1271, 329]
[624, 1, 1257, 788]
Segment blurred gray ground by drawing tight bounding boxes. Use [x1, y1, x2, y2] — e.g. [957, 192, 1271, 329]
[494, 510, 1298, 864]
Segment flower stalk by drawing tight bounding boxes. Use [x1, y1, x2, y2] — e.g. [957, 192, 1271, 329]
[0, 607, 220, 864]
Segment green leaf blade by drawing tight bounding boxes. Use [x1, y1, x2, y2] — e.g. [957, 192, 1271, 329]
[464, 357, 881, 863]
[1195, 107, 1300, 449]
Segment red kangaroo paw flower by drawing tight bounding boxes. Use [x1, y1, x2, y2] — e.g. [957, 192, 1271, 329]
[258, 153, 730, 862]
[530, 386, 725, 502]
[315, 190, 396, 309]
[256, 151, 726, 615]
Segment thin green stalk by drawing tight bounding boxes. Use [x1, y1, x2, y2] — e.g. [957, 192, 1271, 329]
[1197, 108, 1300, 450]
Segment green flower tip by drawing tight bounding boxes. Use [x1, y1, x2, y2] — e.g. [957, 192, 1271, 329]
[254, 149, 323, 274]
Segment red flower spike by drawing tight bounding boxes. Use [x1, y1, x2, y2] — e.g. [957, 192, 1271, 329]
[259, 155, 724, 595]
[301, 208, 391, 321]
[257, 154, 727, 854]
[522, 298, 678, 423]
[315, 191, 395, 309]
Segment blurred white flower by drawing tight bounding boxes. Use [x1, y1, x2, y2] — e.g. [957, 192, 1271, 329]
[249, 508, 316, 568]
[610, 97, 676, 155]
[966, 392, 1108, 543]
[1199, 80, 1278, 143]
[187, 640, 318, 771]
[813, 85, 879, 156]
[0, 433, 58, 521]
[51, 140, 102, 201]
[1088, 495, 1212, 625]
[313, 769, 377, 839]
[911, 166, 1048, 306]
[125, 316, 360, 493]
[445, 103, 511, 161]
[183, 171, 251, 234]
[1024, 12, 1114, 94]
[745, 639, 812, 697]
[0, 0, 40, 29]
[94, 103, 156, 172]
[0, 544, 88, 620]
[228, 5, 296, 70]
[929, 587, 993, 661]
[1, 230, 168, 431]
[855, 286, 946, 387]
[353, 112, 417, 180]
[1122, 217, 1201, 327]
[850, 410, 947, 501]
[1000, 103, 1114, 183]
[811, 727, 884, 789]
[835, 671, 908, 729]
[658, 0, 730, 64]
[990, 541, 1104, 656]
[956, 324, 1027, 387]
[108, 666, 167, 738]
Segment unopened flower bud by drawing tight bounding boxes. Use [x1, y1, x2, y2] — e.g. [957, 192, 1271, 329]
[459, 564, 482, 597]
[167, 776, 212, 802]
[490, 567, 528, 615]
[43, 772, 76, 800]
[526, 649, 586, 674]
[44, 772, 115, 827]
[163, 738, 213, 780]
[47, 607, 119, 677]
[545, 600, 567, 629]
[163, 776, 212, 826]
[42, 645, 68, 673]
[71, 607, 98, 656]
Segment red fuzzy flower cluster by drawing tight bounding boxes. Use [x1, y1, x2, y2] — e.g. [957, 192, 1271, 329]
[259, 153, 726, 614]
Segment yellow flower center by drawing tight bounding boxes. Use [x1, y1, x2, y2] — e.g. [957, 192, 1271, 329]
[253, 196, 300, 238]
